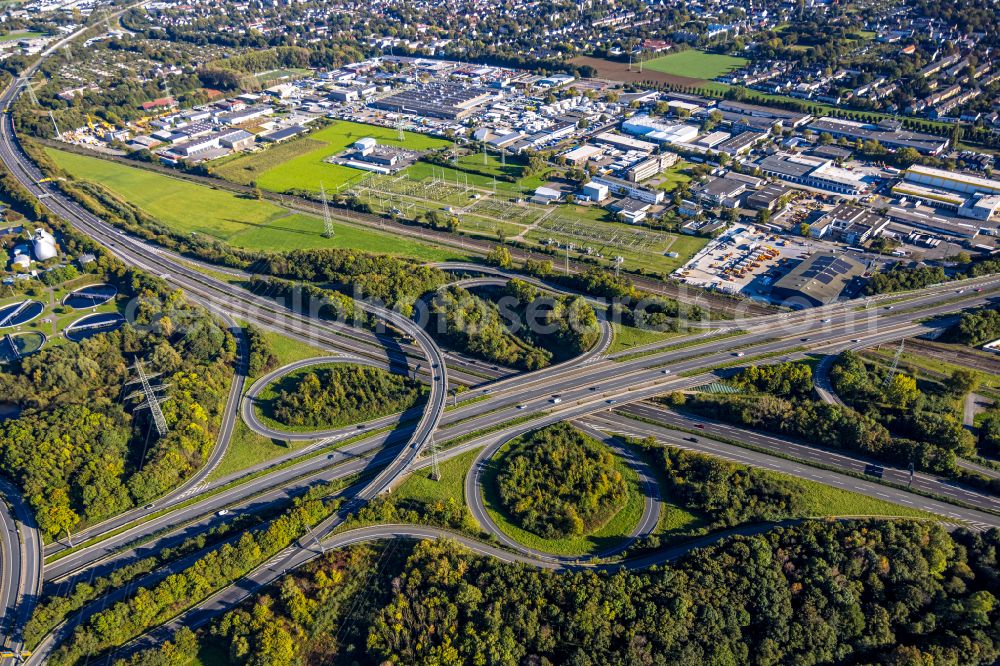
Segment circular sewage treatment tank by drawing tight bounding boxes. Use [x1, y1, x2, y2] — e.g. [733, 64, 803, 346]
[0, 331, 45, 363]
[64, 313, 125, 343]
[64, 284, 118, 310]
[0, 300, 44, 329]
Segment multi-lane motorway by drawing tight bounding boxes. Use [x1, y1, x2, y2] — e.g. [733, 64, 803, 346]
[0, 478, 40, 662]
[2, 22, 1000, 663]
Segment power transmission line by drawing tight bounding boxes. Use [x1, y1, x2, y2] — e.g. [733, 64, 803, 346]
[48, 111, 62, 141]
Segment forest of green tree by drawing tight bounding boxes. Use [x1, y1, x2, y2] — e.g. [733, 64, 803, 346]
[943, 306, 1000, 347]
[0, 269, 234, 539]
[268, 364, 424, 429]
[426, 283, 600, 371]
[830, 352, 978, 457]
[495, 423, 628, 539]
[632, 437, 804, 532]
[49, 482, 344, 666]
[127, 520, 1000, 665]
[726, 361, 814, 398]
[498, 279, 601, 362]
[667, 384, 972, 480]
[866, 256, 1000, 295]
[428, 285, 549, 370]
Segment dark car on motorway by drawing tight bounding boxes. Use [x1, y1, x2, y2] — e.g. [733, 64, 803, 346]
[864, 464, 884, 479]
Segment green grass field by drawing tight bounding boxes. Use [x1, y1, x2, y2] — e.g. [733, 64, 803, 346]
[656, 160, 694, 192]
[608, 323, 683, 355]
[223, 212, 465, 261]
[451, 151, 528, 181]
[212, 138, 326, 185]
[643, 50, 748, 80]
[255, 328, 328, 376]
[231, 120, 451, 194]
[47, 149, 467, 262]
[206, 420, 311, 482]
[49, 148, 291, 236]
[0, 30, 44, 42]
[207, 327, 328, 480]
[394, 448, 480, 510]
[787, 474, 936, 519]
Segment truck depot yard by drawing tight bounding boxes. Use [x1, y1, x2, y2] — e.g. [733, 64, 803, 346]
[673, 224, 809, 296]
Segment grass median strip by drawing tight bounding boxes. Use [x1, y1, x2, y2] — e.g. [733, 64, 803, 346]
[678, 346, 808, 376]
[612, 329, 746, 362]
[435, 412, 551, 451]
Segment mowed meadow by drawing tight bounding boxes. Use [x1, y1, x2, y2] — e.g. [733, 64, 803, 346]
[47, 148, 468, 262]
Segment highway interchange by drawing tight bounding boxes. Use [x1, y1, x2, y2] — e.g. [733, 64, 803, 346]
[1, 20, 1000, 664]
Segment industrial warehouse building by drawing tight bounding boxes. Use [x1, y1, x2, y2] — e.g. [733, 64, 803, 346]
[717, 100, 813, 128]
[809, 203, 889, 245]
[756, 153, 866, 195]
[903, 165, 1000, 196]
[370, 83, 495, 119]
[620, 115, 699, 145]
[771, 252, 866, 307]
[590, 175, 665, 204]
[897, 166, 1000, 222]
[807, 117, 949, 155]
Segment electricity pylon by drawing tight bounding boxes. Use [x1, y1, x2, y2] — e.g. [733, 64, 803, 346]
[429, 438, 441, 481]
[884, 339, 905, 387]
[128, 360, 168, 437]
[320, 183, 334, 238]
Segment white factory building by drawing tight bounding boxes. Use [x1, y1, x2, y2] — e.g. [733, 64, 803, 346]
[581, 182, 609, 202]
[903, 165, 1000, 196]
[900, 166, 1000, 221]
[621, 115, 699, 145]
[354, 137, 378, 155]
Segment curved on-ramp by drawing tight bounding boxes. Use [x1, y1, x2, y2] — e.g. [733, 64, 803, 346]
[241, 355, 405, 442]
